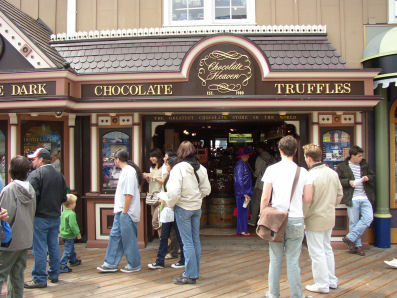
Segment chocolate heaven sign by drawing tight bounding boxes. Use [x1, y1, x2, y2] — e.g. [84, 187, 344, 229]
[197, 49, 252, 95]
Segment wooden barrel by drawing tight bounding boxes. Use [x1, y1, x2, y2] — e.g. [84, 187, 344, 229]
[208, 196, 236, 228]
[200, 198, 208, 227]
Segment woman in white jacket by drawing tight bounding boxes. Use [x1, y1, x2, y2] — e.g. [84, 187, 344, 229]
[165, 141, 211, 285]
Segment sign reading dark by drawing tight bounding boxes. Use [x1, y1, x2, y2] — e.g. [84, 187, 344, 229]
[0, 82, 55, 97]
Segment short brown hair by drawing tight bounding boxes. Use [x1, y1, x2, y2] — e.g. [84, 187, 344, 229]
[63, 194, 78, 208]
[349, 145, 363, 156]
[278, 135, 297, 157]
[177, 141, 196, 161]
[9, 155, 30, 181]
[303, 144, 322, 162]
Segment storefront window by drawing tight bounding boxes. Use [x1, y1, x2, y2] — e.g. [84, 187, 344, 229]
[322, 129, 351, 170]
[101, 130, 130, 192]
[22, 121, 63, 172]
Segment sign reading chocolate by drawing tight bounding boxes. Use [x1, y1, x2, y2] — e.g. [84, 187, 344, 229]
[83, 84, 173, 97]
[198, 50, 252, 95]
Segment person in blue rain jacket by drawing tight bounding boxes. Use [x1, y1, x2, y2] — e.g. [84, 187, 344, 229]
[234, 147, 253, 236]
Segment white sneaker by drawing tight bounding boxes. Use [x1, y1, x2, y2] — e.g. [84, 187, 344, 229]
[120, 266, 141, 273]
[305, 284, 329, 294]
[384, 258, 397, 268]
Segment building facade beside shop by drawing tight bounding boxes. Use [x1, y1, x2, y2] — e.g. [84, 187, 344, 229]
[0, 0, 395, 248]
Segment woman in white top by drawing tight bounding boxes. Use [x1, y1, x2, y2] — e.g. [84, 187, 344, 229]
[166, 141, 211, 285]
[143, 148, 166, 236]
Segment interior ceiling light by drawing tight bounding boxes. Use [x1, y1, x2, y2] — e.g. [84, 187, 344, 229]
[183, 130, 189, 135]
[192, 132, 197, 136]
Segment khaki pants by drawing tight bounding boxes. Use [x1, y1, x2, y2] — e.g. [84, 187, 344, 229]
[0, 249, 28, 298]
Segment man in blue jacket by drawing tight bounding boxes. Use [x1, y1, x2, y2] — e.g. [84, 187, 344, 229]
[24, 148, 67, 288]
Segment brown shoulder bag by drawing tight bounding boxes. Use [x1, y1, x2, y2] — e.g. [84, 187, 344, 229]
[256, 166, 301, 242]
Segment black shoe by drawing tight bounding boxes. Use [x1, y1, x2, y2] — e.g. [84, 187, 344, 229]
[342, 236, 354, 250]
[24, 280, 47, 288]
[355, 246, 366, 256]
[69, 259, 81, 267]
[48, 276, 59, 283]
[60, 266, 72, 273]
[174, 276, 196, 285]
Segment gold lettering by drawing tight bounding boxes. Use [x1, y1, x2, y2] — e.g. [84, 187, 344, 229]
[112, 86, 120, 96]
[295, 83, 305, 94]
[121, 85, 129, 96]
[274, 83, 284, 94]
[11, 85, 20, 95]
[334, 83, 343, 93]
[103, 86, 112, 96]
[164, 84, 173, 95]
[0, 85, 3, 96]
[307, 83, 315, 94]
[343, 83, 351, 93]
[146, 85, 156, 95]
[94, 86, 102, 96]
[285, 84, 295, 94]
[316, 83, 325, 94]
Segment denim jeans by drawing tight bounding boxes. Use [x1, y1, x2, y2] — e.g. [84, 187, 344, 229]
[60, 238, 77, 269]
[156, 220, 184, 266]
[268, 217, 305, 298]
[346, 199, 373, 247]
[305, 229, 338, 291]
[103, 212, 141, 270]
[32, 216, 61, 284]
[174, 206, 201, 279]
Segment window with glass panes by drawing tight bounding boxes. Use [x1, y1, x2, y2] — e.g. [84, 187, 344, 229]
[164, 0, 255, 26]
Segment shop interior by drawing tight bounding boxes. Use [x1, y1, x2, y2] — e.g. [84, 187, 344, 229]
[145, 118, 303, 236]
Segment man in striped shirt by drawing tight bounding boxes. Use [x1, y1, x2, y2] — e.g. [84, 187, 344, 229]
[336, 145, 375, 256]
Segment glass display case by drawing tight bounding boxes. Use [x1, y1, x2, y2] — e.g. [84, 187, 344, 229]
[321, 128, 352, 170]
[101, 129, 130, 192]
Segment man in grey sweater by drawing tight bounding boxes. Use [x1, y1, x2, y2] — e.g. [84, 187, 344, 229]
[303, 144, 343, 294]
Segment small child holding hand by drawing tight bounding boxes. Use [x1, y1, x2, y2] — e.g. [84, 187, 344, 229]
[60, 194, 82, 273]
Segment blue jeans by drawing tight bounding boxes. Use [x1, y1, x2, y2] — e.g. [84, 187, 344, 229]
[268, 217, 305, 298]
[32, 216, 61, 284]
[346, 199, 373, 247]
[174, 206, 201, 279]
[60, 238, 77, 269]
[103, 212, 141, 270]
[156, 221, 184, 266]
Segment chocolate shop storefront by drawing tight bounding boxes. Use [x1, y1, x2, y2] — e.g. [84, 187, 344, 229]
[0, 7, 383, 249]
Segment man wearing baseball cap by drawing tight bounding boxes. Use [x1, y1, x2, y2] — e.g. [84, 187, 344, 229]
[24, 148, 67, 289]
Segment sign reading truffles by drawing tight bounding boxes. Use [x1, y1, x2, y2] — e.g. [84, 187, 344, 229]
[198, 50, 252, 95]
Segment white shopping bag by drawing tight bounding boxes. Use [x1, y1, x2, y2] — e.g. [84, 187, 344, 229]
[159, 207, 174, 223]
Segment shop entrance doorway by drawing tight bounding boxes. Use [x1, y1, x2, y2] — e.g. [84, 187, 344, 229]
[142, 114, 309, 238]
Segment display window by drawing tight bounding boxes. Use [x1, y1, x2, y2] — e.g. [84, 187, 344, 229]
[21, 121, 63, 172]
[100, 129, 130, 193]
[320, 127, 354, 170]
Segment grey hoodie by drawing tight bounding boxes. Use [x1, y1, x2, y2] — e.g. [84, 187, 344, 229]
[0, 181, 36, 251]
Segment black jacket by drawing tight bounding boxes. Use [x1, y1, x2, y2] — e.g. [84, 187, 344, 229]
[28, 164, 67, 218]
[335, 158, 375, 207]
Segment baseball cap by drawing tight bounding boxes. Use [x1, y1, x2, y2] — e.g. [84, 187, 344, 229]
[27, 148, 51, 160]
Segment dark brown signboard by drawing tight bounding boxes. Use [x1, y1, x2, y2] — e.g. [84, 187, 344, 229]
[0, 82, 56, 97]
[81, 43, 365, 98]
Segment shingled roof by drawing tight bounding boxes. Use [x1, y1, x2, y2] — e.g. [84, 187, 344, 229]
[0, 0, 67, 68]
[51, 33, 347, 74]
